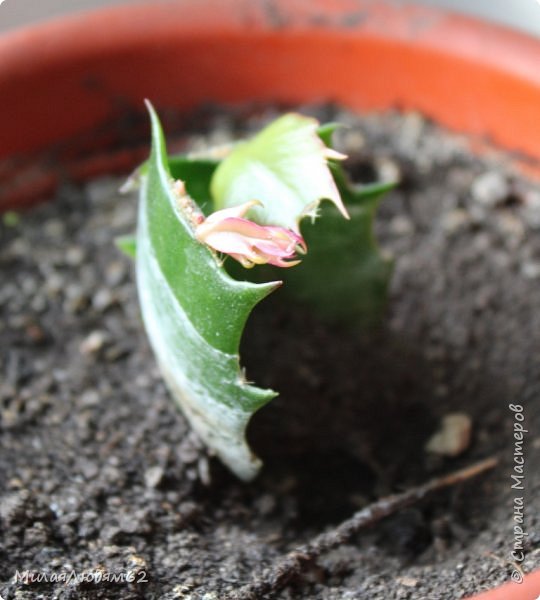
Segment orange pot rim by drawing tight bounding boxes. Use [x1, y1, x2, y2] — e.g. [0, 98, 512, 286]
[2, 0, 540, 210]
[1, 3, 539, 596]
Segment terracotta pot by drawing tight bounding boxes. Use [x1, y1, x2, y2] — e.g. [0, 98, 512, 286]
[0, 1, 538, 597]
[470, 570, 540, 600]
[2, 0, 540, 210]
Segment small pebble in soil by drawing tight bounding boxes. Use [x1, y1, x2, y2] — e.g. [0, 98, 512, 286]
[471, 171, 510, 207]
[425, 413, 473, 457]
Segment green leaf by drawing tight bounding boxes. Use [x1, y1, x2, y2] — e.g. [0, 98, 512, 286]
[317, 122, 342, 147]
[210, 113, 348, 231]
[283, 177, 394, 326]
[2, 210, 20, 227]
[136, 103, 279, 480]
[284, 128, 394, 324]
[115, 235, 137, 258]
[231, 168, 395, 326]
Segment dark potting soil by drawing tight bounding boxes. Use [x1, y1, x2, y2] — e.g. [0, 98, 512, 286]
[0, 106, 539, 600]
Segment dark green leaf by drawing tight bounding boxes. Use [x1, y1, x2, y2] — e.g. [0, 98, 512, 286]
[136, 103, 279, 480]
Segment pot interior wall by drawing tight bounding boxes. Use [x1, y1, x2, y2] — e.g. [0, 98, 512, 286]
[1, 0, 540, 208]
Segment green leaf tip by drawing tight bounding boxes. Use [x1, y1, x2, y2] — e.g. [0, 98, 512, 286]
[115, 235, 137, 258]
[317, 122, 343, 147]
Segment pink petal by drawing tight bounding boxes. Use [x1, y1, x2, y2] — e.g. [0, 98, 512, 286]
[195, 203, 308, 269]
[204, 200, 261, 225]
[201, 217, 271, 239]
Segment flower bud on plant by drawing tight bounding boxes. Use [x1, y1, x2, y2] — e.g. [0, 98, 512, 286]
[195, 200, 307, 268]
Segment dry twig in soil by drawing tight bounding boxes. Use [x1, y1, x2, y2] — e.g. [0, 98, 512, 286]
[227, 457, 498, 600]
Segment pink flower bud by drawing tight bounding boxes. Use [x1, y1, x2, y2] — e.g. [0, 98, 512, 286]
[195, 201, 307, 268]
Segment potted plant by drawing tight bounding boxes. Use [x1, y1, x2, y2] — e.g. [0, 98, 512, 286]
[0, 1, 538, 598]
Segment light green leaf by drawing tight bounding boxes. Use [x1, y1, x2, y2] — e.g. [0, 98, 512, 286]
[136, 103, 279, 480]
[211, 113, 348, 231]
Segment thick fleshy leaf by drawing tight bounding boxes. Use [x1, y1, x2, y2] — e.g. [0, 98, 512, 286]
[282, 178, 394, 326]
[228, 147, 395, 326]
[136, 103, 279, 480]
[211, 113, 348, 232]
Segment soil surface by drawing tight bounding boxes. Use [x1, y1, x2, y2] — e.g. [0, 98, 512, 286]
[1, 106, 539, 600]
